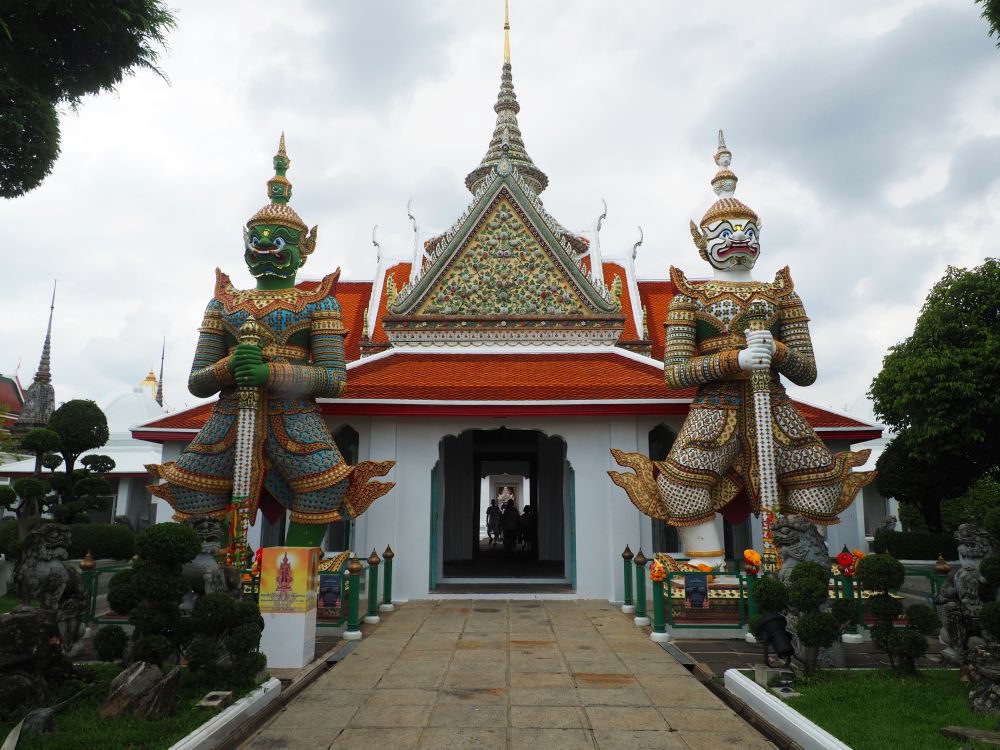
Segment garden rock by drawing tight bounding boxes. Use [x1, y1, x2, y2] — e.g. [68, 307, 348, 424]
[0, 670, 50, 722]
[22, 707, 56, 734]
[100, 662, 162, 718]
[100, 663, 180, 719]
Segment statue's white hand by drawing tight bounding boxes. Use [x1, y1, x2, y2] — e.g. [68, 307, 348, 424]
[745, 329, 776, 355]
[738, 337, 773, 371]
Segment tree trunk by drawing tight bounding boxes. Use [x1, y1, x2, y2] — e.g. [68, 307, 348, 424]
[921, 497, 943, 533]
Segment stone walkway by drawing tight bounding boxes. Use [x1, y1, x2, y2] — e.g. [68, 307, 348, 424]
[243, 600, 776, 750]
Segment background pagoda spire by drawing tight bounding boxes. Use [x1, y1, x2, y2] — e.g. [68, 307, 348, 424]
[465, 1, 548, 196]
[155, 337, 165, 407]
[13, 280, 57, 435]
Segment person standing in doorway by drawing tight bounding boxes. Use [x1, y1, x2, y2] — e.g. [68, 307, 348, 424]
[502, 500, 520, 555]
[486, 497, 501, 546]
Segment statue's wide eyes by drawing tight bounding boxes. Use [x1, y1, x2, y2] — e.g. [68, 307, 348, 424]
[746, 228, 755, 238]
[273, 237, 286, 249]
[250, 236, 259, 246]
[720, 229, 732, 239]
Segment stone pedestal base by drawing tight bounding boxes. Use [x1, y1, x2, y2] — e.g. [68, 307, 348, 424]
[650, 631, 670, 643]
[621, 605, 636, 614]
[379, 603, 395, 613]
[260, 608, 316, 669]
[634, 616, 650, 627]
[842, 633, 863, 644]
[363, 615, 381, 625]
[343, 630, 362, 641]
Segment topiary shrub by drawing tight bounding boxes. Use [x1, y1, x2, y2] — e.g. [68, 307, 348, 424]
[905, 604, 938, 636]
[107, 569, 139, 615]
[93, 625, 128, 662]
[788, 575, 829, 613]
[110, 523, 199, 667]
[185, 593, 266, 689]
[886, 628, 928, 674]
[796, 611, 840, 651]
[856, 553, 906, 592]
[858, 552, 929, 675]
[752, 575, 789, 614]
[132, 634, 172, 670]
[67, 523, 135, 560]
[135, 523, 201, 566]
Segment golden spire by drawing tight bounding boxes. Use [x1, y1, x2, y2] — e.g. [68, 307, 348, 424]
[504, 0, 511, 64]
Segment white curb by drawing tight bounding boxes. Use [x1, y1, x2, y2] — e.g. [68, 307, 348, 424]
[168, 677, 282, 750]
[723, 669, 851, 750]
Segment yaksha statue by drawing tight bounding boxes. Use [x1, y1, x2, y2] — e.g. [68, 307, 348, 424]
[609, 132, 875, 568]
[148, 136, 393, 547]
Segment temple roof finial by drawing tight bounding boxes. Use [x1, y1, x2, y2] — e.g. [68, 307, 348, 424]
[504, 0, 511, 64]
[268, 132, 292, 206]
[465, 0, 548, 195]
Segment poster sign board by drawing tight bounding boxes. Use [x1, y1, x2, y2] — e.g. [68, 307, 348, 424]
[258, 547, 319, 614]
[684, 573, 710, 610]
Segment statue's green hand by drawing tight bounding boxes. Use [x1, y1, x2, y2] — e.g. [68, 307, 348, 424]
[234, 362, 270, 387]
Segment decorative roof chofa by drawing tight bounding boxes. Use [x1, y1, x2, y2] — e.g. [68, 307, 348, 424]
[465, 3, 548, 196]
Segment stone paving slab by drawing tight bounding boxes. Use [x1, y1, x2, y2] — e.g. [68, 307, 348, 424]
[241, 600, 775, 750]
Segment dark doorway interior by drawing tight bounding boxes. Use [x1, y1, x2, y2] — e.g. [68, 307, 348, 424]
[440, 427, 567, 580]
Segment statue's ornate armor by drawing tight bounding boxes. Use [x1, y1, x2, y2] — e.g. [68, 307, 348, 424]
[148, 270, 364, 525]
[611, 265, 873, 527]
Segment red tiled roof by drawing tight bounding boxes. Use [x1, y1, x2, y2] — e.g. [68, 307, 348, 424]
[793, 402, 873, 429]
[370, 263, 412, 345]
[636, 280, 675, 360]
[0, 375, 23, 415]
[334, 281, 372, 362]
[344, 352, 692, 402]
[134, 351, 879, 440]
[603, 262, 639, 340]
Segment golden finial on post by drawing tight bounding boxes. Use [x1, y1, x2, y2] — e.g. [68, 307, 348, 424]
[368, 548, 381, 567]
[503, 0, 511, 64]
[383, 545, 394, 561]
[277, 131, 287, 159]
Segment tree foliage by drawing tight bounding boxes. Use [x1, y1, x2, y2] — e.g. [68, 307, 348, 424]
[870, 259, 1000, 527]
[977, 0, 1000, 47]
[47, 399, 109, 500]
[0, 0, 176, 198]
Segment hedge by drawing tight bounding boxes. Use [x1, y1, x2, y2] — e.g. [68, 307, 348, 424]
[872, 529, 958, 561]
[68, 523, 135, 560]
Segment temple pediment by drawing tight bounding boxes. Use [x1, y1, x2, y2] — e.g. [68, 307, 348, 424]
[383, 168, 624, 346]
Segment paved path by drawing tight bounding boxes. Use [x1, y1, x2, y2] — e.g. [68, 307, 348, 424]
[243, 600, 776, 750]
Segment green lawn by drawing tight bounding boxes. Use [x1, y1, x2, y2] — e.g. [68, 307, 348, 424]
[0, 594, 20, 613]
[0, 664, 255, 750]
[787, 669, 999, 750]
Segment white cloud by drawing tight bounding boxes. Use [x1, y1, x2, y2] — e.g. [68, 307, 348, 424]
[1, 0, 998, 424]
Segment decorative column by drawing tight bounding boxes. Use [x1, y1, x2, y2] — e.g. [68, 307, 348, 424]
[344, 556, 363, 641]
[380, 545, 395, 612]
[633, 549, 650, 627]
[622, 545, 635, 614]
[650, 562, 669, 643]
[365, 549, 381, 625]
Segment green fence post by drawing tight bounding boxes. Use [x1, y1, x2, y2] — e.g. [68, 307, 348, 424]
[842, 575, 863, 643]
[380, 545, 395, 612]
[633, 549, 649, 626]
[365, 549, 381, 625]
[344, 556, 363, 640]
[621, 545, 635, 614]
[650, 575, 668, 642]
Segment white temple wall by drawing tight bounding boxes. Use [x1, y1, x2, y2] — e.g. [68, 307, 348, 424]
[350, 415, 654, 602]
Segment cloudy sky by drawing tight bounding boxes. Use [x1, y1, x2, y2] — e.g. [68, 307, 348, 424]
[2, 0, 999, 425]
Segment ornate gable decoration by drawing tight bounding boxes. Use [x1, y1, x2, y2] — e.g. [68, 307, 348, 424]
[383, 168, 623, 346]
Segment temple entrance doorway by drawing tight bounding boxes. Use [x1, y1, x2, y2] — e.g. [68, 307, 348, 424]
[433, 427, 573, 587]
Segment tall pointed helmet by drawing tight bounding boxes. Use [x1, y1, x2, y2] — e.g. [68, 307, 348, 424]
[246, 134, 317, 260]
